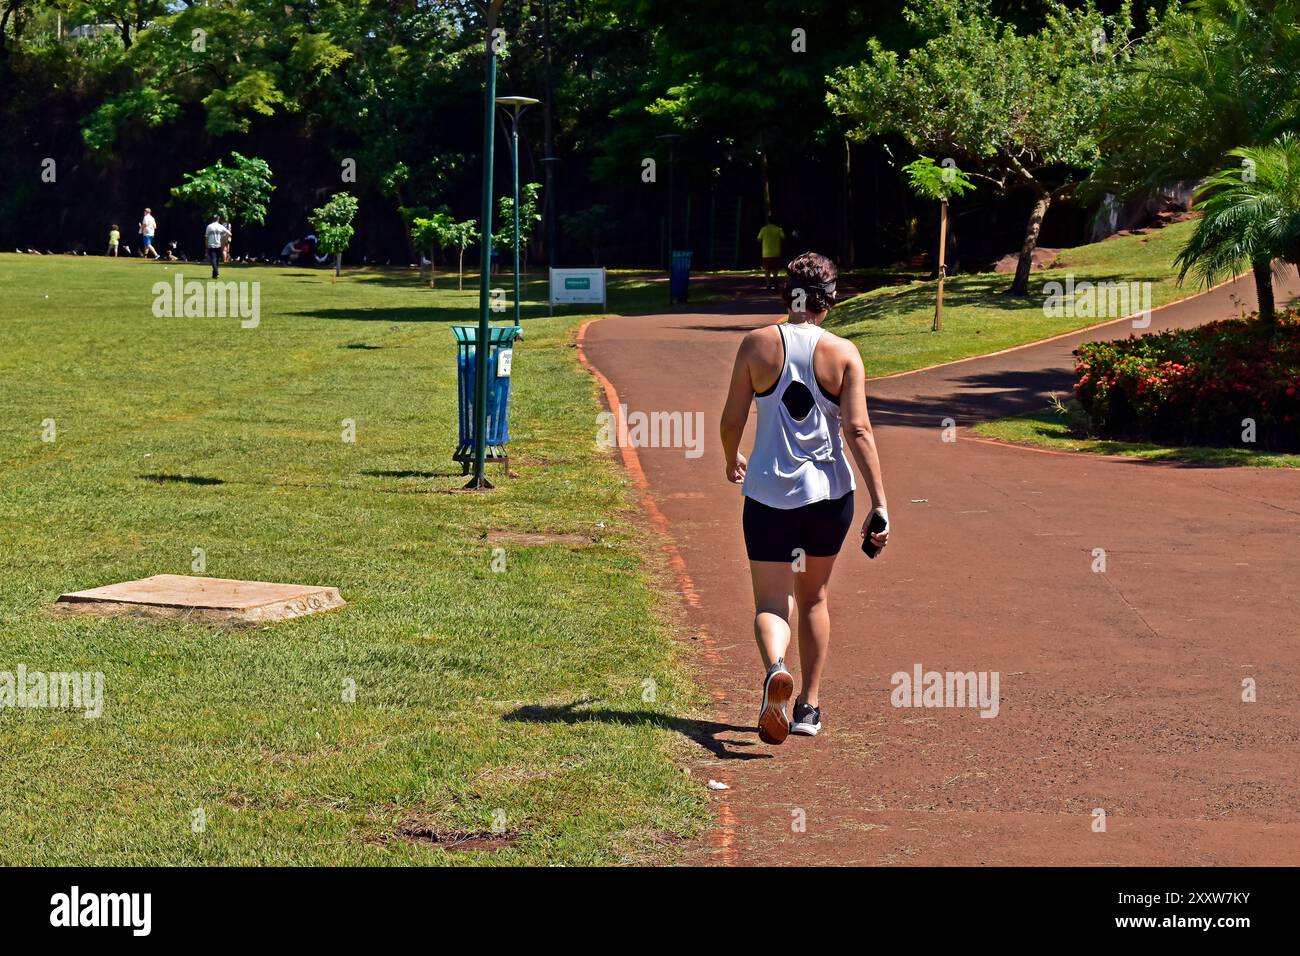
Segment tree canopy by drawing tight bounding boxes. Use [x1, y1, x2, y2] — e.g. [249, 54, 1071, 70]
[829, 0, 1136, 292]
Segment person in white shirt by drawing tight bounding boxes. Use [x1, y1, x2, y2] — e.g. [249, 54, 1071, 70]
[720, 252, 890, 744]
[138, 208, 159, 259]
[204, 216, 232, 278]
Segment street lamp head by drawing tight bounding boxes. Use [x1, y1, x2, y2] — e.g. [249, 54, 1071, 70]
[496, 96, 540, 109]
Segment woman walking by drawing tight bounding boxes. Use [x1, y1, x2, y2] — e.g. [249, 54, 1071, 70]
[720, 252, 890, 744]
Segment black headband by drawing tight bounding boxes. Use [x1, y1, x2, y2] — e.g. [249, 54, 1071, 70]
[786, 280, 837, 296]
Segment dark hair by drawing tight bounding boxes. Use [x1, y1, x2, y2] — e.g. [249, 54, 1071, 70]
[782, 252, 838, 314]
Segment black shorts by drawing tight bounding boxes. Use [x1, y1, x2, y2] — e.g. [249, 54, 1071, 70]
[742, 492, 855, 562]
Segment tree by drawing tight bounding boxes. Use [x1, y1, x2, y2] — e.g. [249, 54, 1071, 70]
[310, 192, 359, 277]
[411, 211, 454, 285]
[492, 182, 543, 271]
[81, 1, 352, 149]
[1174, 135, 1300, 326]
[170, 152, 274, 226]
[603, 0, 899, 241]
[561, 205, 610, 265]
[902, 156, 974, 330]
[830, 0, 1135, 295]
[413, 214, 477, 290]
[445, 219, 478, 291]
[81, 0, 168, 50]
[1093, 0, 1300, 199]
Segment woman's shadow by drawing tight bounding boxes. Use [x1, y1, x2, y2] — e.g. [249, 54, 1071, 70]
[504, 698, 769, 761]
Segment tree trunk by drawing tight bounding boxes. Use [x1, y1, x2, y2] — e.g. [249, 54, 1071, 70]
[1008, 190, 1053, 296]
[335, 252, 341, 277]
[393, 184, 417, 264]
[1253, 258, 1275, 324]
[841, 136, 854, 267]
[759, 137, 772, 221]
[459, 248, 465, 291]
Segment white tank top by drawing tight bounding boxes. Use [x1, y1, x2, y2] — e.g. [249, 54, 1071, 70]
[742, 322, 856, 509]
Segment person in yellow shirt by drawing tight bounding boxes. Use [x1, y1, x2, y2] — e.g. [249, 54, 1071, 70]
[107, 225, 120, 257]
[757, 220, 785, 290]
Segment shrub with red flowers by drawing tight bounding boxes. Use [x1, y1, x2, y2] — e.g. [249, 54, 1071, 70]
[1073, 308, 1300, 450]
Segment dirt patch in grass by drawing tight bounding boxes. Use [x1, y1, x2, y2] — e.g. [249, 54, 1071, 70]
[390, 817, 522, 852]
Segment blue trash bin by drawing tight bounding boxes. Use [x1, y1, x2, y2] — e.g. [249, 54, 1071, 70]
[670, 249, 692, 303]
[452, 324, 522, 474]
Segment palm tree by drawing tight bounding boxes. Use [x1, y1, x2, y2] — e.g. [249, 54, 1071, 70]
[1175, 135, 1300, 325]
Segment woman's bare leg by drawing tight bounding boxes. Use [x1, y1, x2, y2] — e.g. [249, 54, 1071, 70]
[794, 554, 839, 707]
[749, 560, 795, 668]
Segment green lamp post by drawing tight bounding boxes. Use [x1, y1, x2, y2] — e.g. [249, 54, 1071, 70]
[496, 96, 539, 330]
[469, 5, 504, 489]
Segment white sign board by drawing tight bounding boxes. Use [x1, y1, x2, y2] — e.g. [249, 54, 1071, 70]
[497, 348, 513, 378]
[549, 267, 607, 313]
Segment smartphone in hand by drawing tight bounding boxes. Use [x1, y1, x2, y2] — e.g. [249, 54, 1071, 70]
[861, 511, 889, 559]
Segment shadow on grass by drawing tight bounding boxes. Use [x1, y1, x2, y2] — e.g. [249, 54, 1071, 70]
[505, 699, 769, 762]
[290, 306, 470, 323]
[138, 473, 225, 486]
[361, 468, 463, 479]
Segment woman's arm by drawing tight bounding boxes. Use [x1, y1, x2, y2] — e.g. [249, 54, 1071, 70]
[720, 337, 755, 483]
[837, 342, 890, 547]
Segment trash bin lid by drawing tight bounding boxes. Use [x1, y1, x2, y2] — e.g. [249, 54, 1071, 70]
[451, 324, 523, 345]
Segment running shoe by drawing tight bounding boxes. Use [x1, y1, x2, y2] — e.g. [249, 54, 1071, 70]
[758, 658, 794, 744]
[790, 700, 822, 736]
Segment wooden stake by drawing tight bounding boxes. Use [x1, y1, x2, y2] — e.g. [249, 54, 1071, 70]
[934, 199, 949, 333]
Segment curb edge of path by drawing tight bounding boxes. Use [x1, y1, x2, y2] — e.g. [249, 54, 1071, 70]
[574, 316, 739, 867]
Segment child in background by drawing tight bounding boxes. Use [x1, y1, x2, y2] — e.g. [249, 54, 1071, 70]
[107, 225, 120, 257]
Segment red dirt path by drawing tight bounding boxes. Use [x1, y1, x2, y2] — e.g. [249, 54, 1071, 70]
[580, 271, 1300, 866]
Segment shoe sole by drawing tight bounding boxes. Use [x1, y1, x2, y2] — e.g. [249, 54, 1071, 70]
[758, 670, 794, 744]
[790, 721, 821, 736]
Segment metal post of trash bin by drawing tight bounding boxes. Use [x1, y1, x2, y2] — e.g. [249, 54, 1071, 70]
[453, 324, 521, 477]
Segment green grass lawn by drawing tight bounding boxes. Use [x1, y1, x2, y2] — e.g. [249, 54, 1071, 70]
[972, 402, 1300, 468]
[833, 219, 1219, 377]
[0, 254, 710, 865]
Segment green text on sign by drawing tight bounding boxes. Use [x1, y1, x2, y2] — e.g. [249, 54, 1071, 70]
[564, 277, 592, 290]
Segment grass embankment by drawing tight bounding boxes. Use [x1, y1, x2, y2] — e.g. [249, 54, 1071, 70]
[832, 219, 1210, 377]
[972, 402, 1300, 468]
[0, 255, 709, 865]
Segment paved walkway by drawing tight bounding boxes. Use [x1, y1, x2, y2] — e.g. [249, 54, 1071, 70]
[581, 270, 1300, 865]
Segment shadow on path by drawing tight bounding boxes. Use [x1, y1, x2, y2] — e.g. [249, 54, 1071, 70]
[872, 367, 1075, 428]
[504, 699, 769, 762]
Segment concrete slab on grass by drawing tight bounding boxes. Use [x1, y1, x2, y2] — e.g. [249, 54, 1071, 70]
[54, 574, 345, 624]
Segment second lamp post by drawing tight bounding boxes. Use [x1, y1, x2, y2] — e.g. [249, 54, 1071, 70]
[496, 95, 539, 329]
